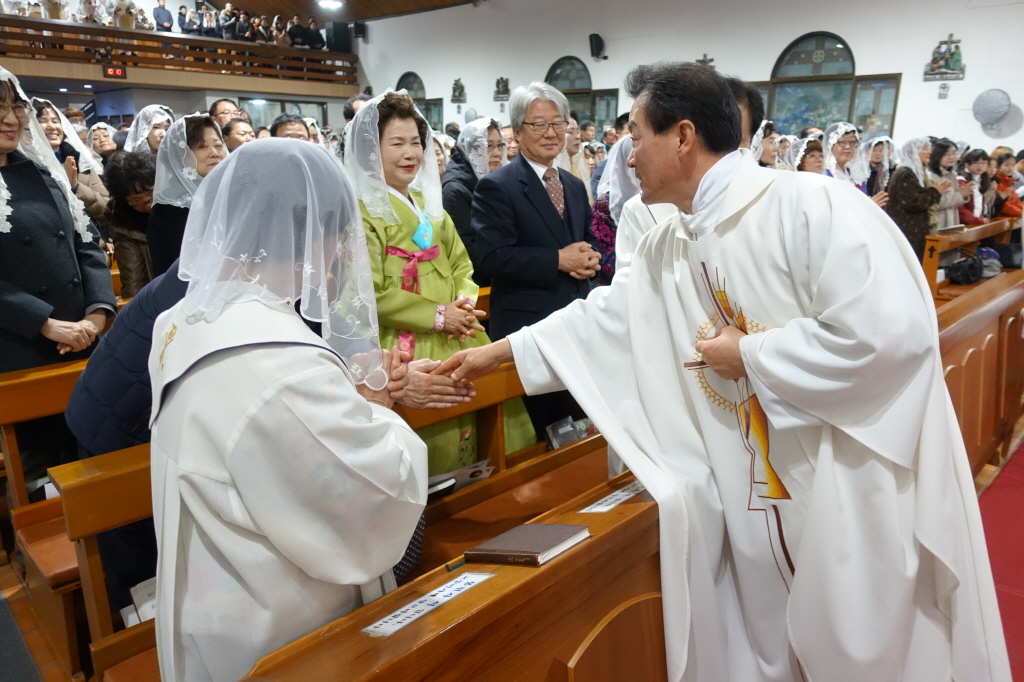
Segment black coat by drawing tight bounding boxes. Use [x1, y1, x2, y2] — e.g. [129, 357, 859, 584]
[441, 147, 488, 287]
[147, 203, 189, 277]
[152, 5, 173, 30]
[471, 152, 598, 340]
[0, 152, 116, 373]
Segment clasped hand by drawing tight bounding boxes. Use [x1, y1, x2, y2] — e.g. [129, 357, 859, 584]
[40, 311, 106, 355]
[443, 295, 486, 342]
[357, 348, 477, 410]
[558, 242, 600, 280]
[693, 325, 748, 380]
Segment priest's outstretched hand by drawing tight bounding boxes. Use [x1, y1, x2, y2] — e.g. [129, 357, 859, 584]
[392, 358, 478, 410]
[432, 338, 514, 383]
[694, 326, 748, 380]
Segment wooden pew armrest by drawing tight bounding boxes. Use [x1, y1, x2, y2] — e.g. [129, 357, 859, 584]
[10, 496, 63, 532]
[90, 620, 157, 679]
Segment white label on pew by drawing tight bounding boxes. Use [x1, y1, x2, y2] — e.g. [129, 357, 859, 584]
[361, 572, 495, 637]
[579, 480, 647, 513]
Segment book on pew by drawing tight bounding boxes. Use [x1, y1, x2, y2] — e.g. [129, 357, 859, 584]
[464, 523, 591, 566]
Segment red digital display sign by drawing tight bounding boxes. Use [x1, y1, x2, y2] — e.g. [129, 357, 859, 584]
[103, 66, 127, 79]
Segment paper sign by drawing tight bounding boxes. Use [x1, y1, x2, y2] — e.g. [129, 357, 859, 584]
[361, 572, 495, 637]
[579, 480, 647, 513]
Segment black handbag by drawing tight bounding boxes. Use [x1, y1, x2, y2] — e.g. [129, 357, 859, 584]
[947, 249, 984, 285]
[989, 243, 1022, 269]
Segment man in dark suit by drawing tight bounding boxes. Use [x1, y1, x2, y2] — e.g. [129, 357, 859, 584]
[152, 0, 173, 31]
[471, 82, 601, 437]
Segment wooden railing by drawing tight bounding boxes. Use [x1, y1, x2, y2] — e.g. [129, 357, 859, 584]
[0, 15, 357, 85]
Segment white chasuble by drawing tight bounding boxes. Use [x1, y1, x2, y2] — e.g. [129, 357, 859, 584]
[508, 152, 1010, 682]
[148, 299, 427, 682]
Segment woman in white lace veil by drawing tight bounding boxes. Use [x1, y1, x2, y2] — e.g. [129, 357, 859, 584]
[0, 68, 92, 241]
[862, 135, 895, 198]
[87, 122, 118, 166]
[148, 113, 226, 276]
[345, 90, 535, 474]
[555, 117, 592, 201]
[786, 134, 824, 174]
[456, 117, 507, 179]
[775, 135, 799, 170]
[123, 104, 174, 154]
[178, 137, 386, 387]
[596, 134, 639, 225]
[823, 122, 867, 185]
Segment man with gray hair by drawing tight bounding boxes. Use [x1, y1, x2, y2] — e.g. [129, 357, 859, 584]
[470, 81, 600, 437]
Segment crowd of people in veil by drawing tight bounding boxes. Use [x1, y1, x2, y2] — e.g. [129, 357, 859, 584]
[0, 0, 328, 49]
[0, 56, 1020, 681]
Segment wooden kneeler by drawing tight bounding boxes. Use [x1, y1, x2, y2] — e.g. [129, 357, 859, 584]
[49, 444, 160, 681]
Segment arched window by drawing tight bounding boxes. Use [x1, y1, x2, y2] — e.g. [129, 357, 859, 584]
[395, 71, 442, 132]
[756, 32, 900, 138]
[545, 56, 618, 136]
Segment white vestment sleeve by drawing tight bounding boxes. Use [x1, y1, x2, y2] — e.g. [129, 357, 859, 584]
[507, 329, 566, 395]
[224, 362, 427, 586]
[738, 330, 823, 430]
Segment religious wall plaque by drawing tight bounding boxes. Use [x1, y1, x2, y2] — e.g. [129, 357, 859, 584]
[494, 77, 510, 102]
[924, 34, 965, 81]
[451, 78, 467, 104]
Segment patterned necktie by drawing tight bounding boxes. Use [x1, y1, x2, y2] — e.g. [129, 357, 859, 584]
[543, 167, 565, 218]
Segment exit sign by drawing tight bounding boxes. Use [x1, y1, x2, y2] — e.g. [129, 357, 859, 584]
[103, 66, 127, 79]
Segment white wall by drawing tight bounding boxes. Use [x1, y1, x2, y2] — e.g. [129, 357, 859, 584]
[356, 0, 1024, 151]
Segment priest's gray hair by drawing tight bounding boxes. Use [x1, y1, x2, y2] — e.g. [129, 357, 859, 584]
[510, 82, 570, 129]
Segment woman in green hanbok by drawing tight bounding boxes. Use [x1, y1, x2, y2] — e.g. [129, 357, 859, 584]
[345, 91, 535, 475]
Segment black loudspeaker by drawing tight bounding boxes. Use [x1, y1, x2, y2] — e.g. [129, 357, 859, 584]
[351, 21, 366, 39]
[589, 33, 607, 60]
[325, 22, 352, 53]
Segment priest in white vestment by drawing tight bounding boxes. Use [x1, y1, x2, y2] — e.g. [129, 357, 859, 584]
[148, 139, 428, 682]
[435, 63, 1010, 682]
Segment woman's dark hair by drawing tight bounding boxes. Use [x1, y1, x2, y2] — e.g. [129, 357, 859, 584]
[957, 149, 990, 181]
[343, 93, 371, 120]
[32, 100, 58, 120]
[625, 63, 741, 154]
[270, 113, 307, 137]
[928, 138, 956, 176]
[185, 114, 220, 149]
[103, 151, 157, 223]
[762, 121, 776, 138]
[797, 140, 823, 171]
[376, 92, 429, 148]
[996, 152, 1016, 174]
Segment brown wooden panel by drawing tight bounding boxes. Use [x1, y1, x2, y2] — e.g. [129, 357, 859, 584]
[0, 359, 87, 425]
[48, 444, 152, 540]
[90, 620, 156, 682]
[566, 593, 667, 682]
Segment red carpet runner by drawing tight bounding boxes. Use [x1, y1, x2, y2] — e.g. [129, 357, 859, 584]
[980, 442, 1024, 680]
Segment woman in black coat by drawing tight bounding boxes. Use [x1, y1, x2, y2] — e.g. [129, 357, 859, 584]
[148, 113, 226, 276]
[441, 117, 506, 286]
[0, 70, 116, 496]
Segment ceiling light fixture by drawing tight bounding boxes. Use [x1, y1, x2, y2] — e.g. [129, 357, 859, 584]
[59, 87, 68, 92]
[84, 84, 93, 89]
[250, 99, 267, 105]
[318, 0, 342, 9]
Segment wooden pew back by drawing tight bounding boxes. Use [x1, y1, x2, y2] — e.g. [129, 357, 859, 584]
[922, 218, 1014, 303]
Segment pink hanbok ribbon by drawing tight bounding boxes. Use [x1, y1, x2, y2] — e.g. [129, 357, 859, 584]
[386, 244, 441, 355]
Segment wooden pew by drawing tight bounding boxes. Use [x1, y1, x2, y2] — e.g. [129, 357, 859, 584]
[921, 218, 1015, 303]
[241, 471, 662, 682]
[937, 269, 1024, 474]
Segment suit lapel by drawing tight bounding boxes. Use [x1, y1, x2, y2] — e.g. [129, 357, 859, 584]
[559, 168, 582, 242]
[516, 154, 571, 246]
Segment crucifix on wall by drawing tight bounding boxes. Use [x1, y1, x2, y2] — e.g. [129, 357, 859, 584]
[696, 53, 714, 69]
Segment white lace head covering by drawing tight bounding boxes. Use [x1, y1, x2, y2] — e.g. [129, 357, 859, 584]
[178, 138, 386, 389]
[86, 122, 117, 164]
[861, 135, 895, 188]
[456, 117, 506, 179]
[775, 135, 799, 169]
[749, 120, 770, 164]
[786, 132, 823, 173]
[432, 131, 450, 166]
[31, 97, 100, 175]
[596, 134, 639, 224]
[823, 122, 868, 185]
[302, 117, 326, 147]
[123, 104, 174, 154]
[0, 68, 92, 240]
[344, 90, 444, 226]
[897, 138, 931, 186]
[154, 113, 222, 209]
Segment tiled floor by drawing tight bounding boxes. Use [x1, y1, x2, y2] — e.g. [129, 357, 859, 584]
[0, 563, 69, 682]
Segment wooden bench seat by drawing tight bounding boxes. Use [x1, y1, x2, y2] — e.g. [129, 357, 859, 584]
[922, 218, 1015, 304]
[15, 515, 78, 588]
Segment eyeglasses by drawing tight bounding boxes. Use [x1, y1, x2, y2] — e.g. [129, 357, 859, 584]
[521, 120, 568, 135]
[486, 142, 506, 152]
[217, 109, 242, 118]
[805, 152, 824, 160]
[834, 139, 859, 149]
[0, 101, 29, 121]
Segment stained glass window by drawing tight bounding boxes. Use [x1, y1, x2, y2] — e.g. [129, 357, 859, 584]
[546, 57, 592, 91]
[773, 34, 854, 79]
[396, 72, 426, 100]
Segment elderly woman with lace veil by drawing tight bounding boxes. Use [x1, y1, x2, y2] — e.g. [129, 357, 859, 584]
[123, 103, 174, 154]
[149, 138, 427, 682]
[823, 122, 888, 208]
[886, 137, 947, 260]
[147, 113, 226, 277]
[590, 133, 638, 285]
[862, 136, 896, 198]
[0, 68, 116, 498]
[555, 116, 592, 202]
[347, 91, 535, 475]
[441, 116, 507, 284]
[87, 121, 118, 168]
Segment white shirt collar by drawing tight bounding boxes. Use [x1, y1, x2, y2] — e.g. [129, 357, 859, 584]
[387, 186, 422, 215]
[678, 149, 744, 241]
[521, 152, 555, 183]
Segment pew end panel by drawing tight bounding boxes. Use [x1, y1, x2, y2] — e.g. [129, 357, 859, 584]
[563, 592, 667, 682]
[89, 619, 158, 682]
[922, 219, 1014, 304]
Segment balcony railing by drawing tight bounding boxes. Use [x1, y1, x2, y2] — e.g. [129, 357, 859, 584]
[0, 15, 357, 85]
